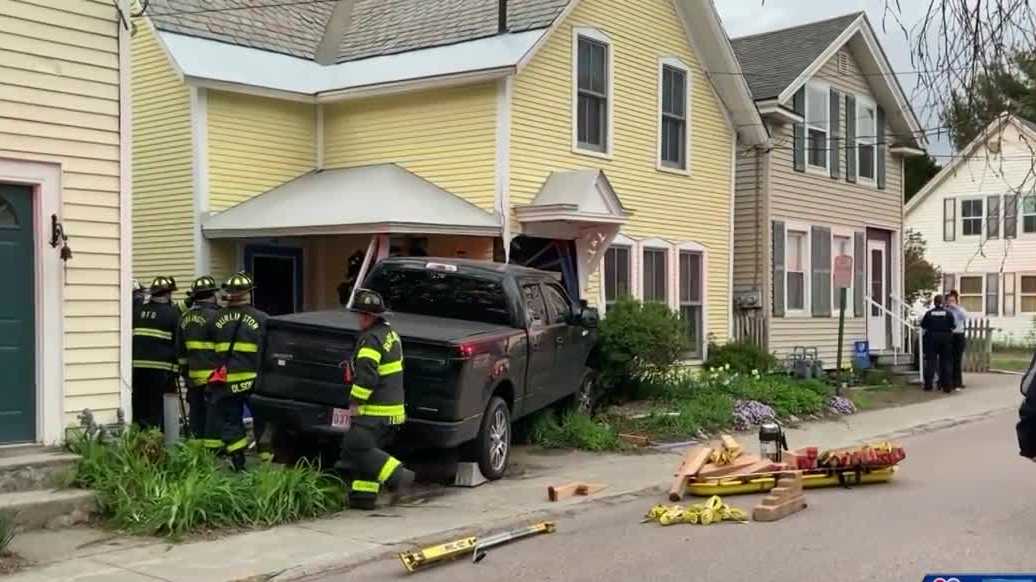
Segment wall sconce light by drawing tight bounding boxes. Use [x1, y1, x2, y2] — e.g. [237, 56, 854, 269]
[49, 214, 72, 261]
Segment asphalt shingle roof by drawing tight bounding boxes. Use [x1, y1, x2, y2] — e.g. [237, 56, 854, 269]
[730, 12, 863, 101]
[146, 0, 570, 63]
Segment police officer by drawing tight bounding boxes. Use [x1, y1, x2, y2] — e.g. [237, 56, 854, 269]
[920, 294, 955, 393]
[338, 288, 415, 509]
[205, 273, 267, 470]
[176, 276, 221, 438]
[132, 276, 181, 430]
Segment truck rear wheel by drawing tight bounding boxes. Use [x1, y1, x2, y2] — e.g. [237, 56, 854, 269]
[466, 397, 511, 480]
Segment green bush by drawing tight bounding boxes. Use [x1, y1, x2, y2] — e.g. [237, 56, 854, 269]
[0, 512, 14, 553]
[704, 341, 779, 374]
[70, 429, 345, 538]
[530, 410, 622, 452]
[597, 298, 689, 399]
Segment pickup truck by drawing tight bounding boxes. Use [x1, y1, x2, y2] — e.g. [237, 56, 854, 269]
[250, 257, 600, 479]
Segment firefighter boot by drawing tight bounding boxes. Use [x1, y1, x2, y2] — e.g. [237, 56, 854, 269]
[387, 467, 416, 506]
[230, 450, 246, 472]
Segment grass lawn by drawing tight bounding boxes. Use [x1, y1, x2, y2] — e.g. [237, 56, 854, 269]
[991, 349, 1034, 372]
[848, 382, 943, 411]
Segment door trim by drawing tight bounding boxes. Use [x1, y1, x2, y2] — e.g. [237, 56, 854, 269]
[0, 159, 64, 444]
[866, 239, 887, 351]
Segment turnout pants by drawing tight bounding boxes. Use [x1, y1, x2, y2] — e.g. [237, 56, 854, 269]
[339, 417, 407, 509]
[203, 386, 249, 468]
[186, 385, 208, 439]
[951, 333, 967, 388]
[923, 331, 953, 392]
[132, 368, 173, 431]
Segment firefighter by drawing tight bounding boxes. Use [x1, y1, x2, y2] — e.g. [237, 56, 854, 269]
[176, 276, 221, 438]
[338, 288, 415, 510]
[205, 272, 267, 470]
[920, 294, 956, 393]
[132, 276, 181, 431]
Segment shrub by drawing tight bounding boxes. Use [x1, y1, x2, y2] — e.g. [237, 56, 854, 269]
[597, 298, 689, 399]
[530, 410, 622, 452]
[0, 512, 14, 553]
[704, 341, 779, 374]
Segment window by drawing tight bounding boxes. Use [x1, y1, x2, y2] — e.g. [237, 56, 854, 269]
[643, 248, 668, 303]
[0, 197, 15, 227]
[805, 83, 829, 169]
[576, 35, 609, 153]
[961, 199, 984, 236]
[857, 102, 877, 181]
[959, 276, 984, 313]
[543, 284, 572, 324]
[367, 268, 510, 326]
[1005, 273, 1017, 316]
[943, 198, 957, 241]
[523, 284, 548, 326]
[603, 246, 631, 310]
[1021, 276, 1036, 314]
[660, 64, 688, 169]
[786, 230, 808, 312]
[832, 234, 853, 312]
[1024, 196, 1036, 234]
[679, 251, 704, 358]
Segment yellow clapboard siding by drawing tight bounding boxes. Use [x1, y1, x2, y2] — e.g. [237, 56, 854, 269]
[66, 363, 120, 381]
[511, 0, 735, 341]
[65, 267, 120, 286]
[0, 30, 117, 69]
[64, 202, 120, 222]
[65, 300, 119, 317]
[0, 1, 116, 36]
[64, 393, 121, 413]
[66, 252, 119, 270]
[0, 98, 119, 132]
[0, 65, 119, 101]
[132, 22, 195, 289]
[65, 347, 120, 365]
[323, 82, 498, 212]
[66, 331, 120, 349]
[17, 0, 117, 22]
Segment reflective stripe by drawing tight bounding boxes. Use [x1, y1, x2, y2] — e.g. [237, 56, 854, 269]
[134, 328, 172, 340]
[351, 480, 380, 493]
[133, 360, 176, 371]
[350, 385, 373, 400]
[225, 372, 257, 383]
[185, 340, 215, 350]
[214, 342, 259, 353]
[225, 437, 249, 453]
[377, 360, 403, 376]
[202, 439, 223, 449]
[177, 358, 188, 366]
[378, 457, 402, 483]
[356, 347, 382, 363]
[357, 404, 406, 425]
[189, 369, 213, 381]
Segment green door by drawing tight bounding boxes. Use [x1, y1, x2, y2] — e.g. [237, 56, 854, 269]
[0, 185, 35, 443]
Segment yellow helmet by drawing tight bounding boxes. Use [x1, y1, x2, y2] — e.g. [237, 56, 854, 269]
[222, 272, 255, 294]
[149, 275, 177, 295]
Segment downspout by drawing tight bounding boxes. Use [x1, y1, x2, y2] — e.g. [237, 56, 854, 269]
[499, 0, 508, 33]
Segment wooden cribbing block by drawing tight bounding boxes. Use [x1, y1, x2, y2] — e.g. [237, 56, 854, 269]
[697, 454, 762, 479]
[668, 446, 712, 501]
[548, 482, 608, 502]
[753, 473, 807, 522]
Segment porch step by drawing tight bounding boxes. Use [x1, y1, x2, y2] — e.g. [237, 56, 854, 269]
[0, 451, 80, 494]
[0, 489, 95, 531]
[0, 445, 62, 459]
[871, 352, 916, 368]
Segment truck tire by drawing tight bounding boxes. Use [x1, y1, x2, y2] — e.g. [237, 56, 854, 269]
[467, 397, 511, 480]
[573, 369, 598, 416]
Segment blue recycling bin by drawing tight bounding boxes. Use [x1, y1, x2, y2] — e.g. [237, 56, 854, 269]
[853, 340, 871, 369]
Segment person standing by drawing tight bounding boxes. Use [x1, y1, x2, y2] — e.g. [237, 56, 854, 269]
[337, 288, 415, 509]
[176, 276, 221, 439]
[205, 272, 267, 471]
[920, 294, 956, 393]
[945, 290, 968, 390]
[1016, 352, 1036, 460]
[132, 276, 181, 430]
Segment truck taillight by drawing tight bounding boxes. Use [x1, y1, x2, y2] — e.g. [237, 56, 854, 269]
[456, 341, 489, 359]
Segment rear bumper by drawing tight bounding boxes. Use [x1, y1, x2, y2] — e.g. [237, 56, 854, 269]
[249, 395, 481, 449]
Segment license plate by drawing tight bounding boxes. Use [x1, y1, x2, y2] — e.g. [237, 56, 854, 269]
[331, 407, 351, 430]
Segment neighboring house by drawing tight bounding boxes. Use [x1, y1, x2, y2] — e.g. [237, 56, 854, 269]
[729, 13, 927, 366]
[131, 0, 766, 361]
[0, 0, 133, 444]
[905, 114, 1036, 344]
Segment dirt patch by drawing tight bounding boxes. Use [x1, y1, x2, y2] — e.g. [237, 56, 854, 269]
[848, 383, 946, 411]
[0, 550, 29, 576]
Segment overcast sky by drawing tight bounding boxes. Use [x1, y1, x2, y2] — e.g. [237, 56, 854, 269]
[715, 0, 953, 157]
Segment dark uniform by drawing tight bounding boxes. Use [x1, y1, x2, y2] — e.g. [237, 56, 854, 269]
[176, 276, 220, 438]
[204, 273, 267, 469]
[920, 299, 955, 392]
[339, 289, 414, 509]
[1015, 353, 1036, 458]
[132, 276, 181, 430]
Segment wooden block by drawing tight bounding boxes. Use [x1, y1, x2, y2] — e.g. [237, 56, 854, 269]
[761, 493, 803, 507]
[753, 496, 807, 522]
[548, 482, 607, 502]
[720, 435, 742, 453]
[697, 454, 762, 479]
[668, 446, 712, 502]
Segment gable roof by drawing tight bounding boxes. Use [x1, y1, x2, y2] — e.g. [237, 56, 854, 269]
[731, 12, 862, 101]
[905, 114, 1036, 214]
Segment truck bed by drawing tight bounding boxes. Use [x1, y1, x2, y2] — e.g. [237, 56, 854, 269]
[276, 309, 518, 343]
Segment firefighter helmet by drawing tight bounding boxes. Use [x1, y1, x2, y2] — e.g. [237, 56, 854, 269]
[222, 272, 255, 295]
[149, 275, 177, 295]
[351, 288, 386, 315]
[132, 279, 143, 293]
[190, 275, 219, 296]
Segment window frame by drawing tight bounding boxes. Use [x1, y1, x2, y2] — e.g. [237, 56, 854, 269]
[542, 282, 574, 325]
[803, 80, 831, 175]
[677, 246, 705, 360]
[1023, 195, 1036, 235]
[641, 242, 670, 304]
[855, 95, 878, 184]
[784, 224, 811, 317]
[960, 197, 985, 237]
[1020, 273, 1036, 314]
[602, 243, 632, 312]
[830, 229, 857, 319]
[522, 283, 549, 327]
[657, 57, 691, 174]
[958, 274, 985, 315]
[572, 27, 614, 159]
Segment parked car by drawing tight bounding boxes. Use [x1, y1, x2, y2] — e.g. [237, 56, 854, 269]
[250, 257, 600, 479]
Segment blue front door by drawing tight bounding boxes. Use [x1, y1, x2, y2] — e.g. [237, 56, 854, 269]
[0, 185, 36, 443]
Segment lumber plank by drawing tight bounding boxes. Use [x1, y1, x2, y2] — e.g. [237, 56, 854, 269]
[548, 482, 607, 502]
[697, 455, 763, 479]
[668, 446, 713, 501]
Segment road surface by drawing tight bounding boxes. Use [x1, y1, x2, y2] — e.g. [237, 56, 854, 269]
[315, 411, 1035, 581]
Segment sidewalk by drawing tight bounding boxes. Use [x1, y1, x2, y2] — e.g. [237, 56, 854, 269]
[6, 373, 1022, 582]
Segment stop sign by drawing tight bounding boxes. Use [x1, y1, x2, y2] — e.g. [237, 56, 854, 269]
[833, 255, 853, 288]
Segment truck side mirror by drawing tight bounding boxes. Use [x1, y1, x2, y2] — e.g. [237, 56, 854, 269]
[579, 306, 599, 329]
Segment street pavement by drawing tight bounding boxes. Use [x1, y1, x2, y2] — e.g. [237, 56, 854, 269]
[319, 410, 1036, 582]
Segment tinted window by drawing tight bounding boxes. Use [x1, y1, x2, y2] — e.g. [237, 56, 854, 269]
[543, 284, 572, 324]
[367, 267, 511, 326]
[523, 284, 548, 326]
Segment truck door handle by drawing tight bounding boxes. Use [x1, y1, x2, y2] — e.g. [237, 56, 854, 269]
[555, 336, 565, 346]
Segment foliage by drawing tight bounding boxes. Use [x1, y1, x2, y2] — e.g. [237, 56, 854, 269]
[704, 342, 779, 375]
[942, 50, 1036, 150]
[904, 230, 941, 305]
[0, 512, 14, 553]
[596, 298, 689, 398]
[904, 154, 942, 203]
[70, 429, 345, 538]
[530, 410, 622, 452]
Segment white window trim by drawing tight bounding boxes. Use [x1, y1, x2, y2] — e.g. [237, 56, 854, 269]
[1019, 273, 1036, 314]
[855, 94, 878, 185]
[830, 228, 857, 319]
[958, 273, 986, 315]
[600, 237, 634, 310]
[960, 196, 985, 238]
[784, 222, 811, 317]
[804, 80, 831, 176]
[656, 56, 692, 175]
[676, 241, 708, 362]
[1021, 195, 1036, 237]
[571, 27, 614, 160]
[640, 237, 672, 306]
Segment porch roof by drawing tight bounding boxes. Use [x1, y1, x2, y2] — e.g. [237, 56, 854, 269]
[202, 164, 500, 239]
[514, 169, 631, 225]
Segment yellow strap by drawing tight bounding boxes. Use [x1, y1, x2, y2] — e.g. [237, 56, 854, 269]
[351, 480, 380, 493]
[378, 457, 402, 483]
[378, 360, 403, 376]
[357, 347, 382, 363]
[225, 437, 249, 453]
[185, 340, 215, 350]
[215, 342, 259, 353]
[134, 329, 173, 340]
[350, 385, 373, 400]
[133, 360, 176, 371]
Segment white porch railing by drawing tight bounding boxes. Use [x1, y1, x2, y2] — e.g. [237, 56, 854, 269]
[866, 295, 924, 385]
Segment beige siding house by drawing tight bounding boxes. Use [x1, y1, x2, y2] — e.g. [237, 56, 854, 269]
[0, 0, 133, 444]
[730, 13, 926, 366]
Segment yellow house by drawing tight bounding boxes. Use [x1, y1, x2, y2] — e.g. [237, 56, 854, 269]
[132, 0, 766, 360]
[1, 0, 133, 444]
